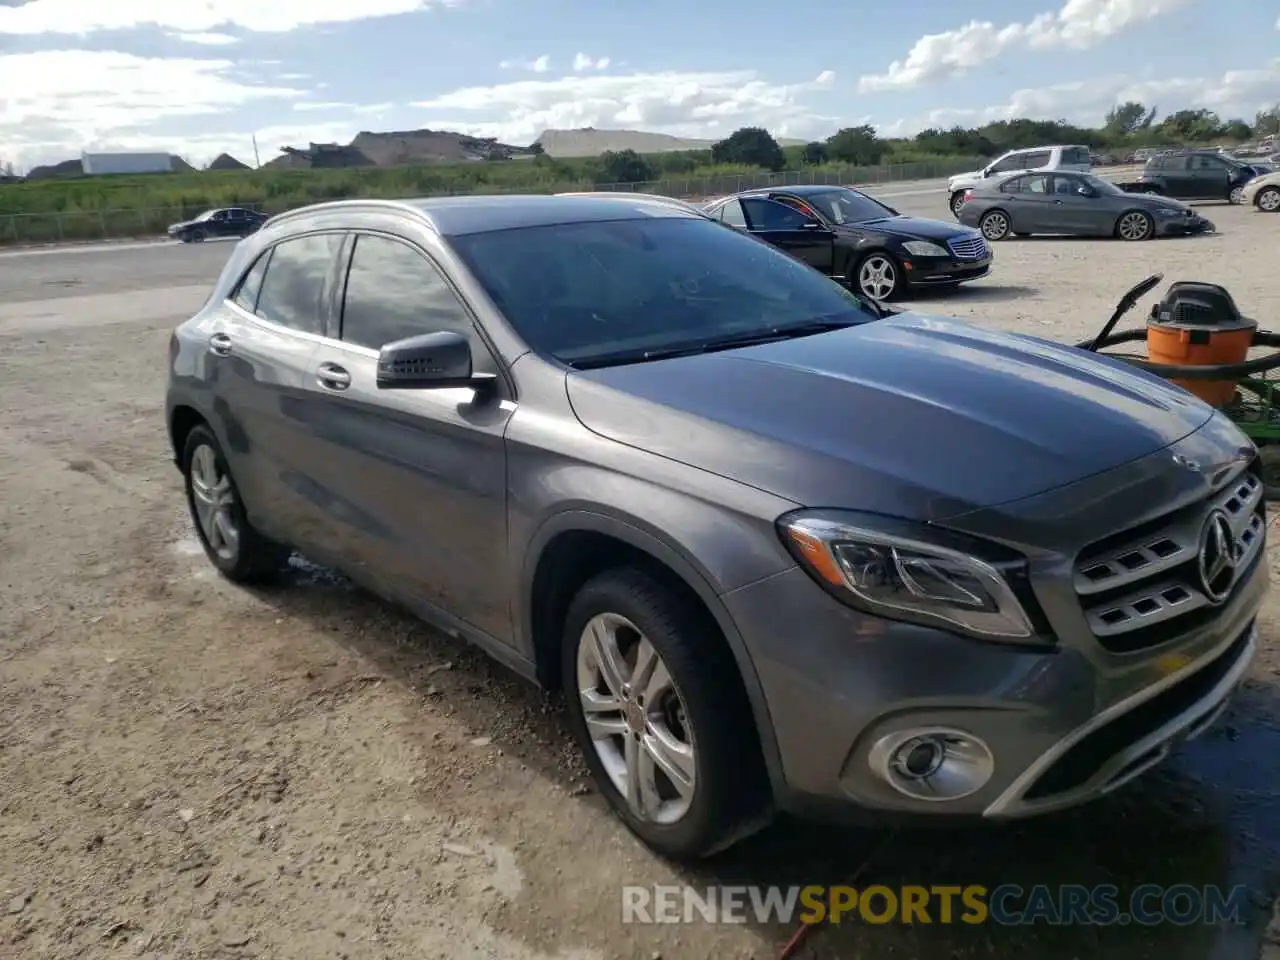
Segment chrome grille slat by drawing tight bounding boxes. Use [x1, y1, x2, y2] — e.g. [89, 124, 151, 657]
[1073, 469, 1265, 646]
[946, 236, 988, 260]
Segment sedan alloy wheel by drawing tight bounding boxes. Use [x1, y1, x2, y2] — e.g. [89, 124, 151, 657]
[576, 612, 696, 825]
[1116, 211, 1154, 241]
[1229, 185, 1245, 204]
[857, 254, 899, 301]
[980, 211, 1011, 241]
[1257, 187, 1280, 212]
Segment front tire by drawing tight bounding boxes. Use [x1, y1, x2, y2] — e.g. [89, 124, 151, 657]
[182, 425, 289, 583]
[853, 252, 903, 302]
[561, 568, 771, 860]
[979, 210, 1012, 241]
[1116, 210, 1154, 241]
[1228, 185, 1245, 205]
[1256, 187, 1280, 212]
[949, 191, 967, 217]
[188, 227, 207, 242]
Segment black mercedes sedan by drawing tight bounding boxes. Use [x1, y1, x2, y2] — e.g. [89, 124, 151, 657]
[167, 207, 268, 243]
[702, 185, 991, 301]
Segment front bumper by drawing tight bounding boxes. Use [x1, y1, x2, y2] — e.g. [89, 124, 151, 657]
[1155, 213, 1214, 236]
[901, 253, 992, 287]
[726, 443, 1266, 821]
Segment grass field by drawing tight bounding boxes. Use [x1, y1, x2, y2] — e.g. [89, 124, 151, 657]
[0, 153, 984, 245]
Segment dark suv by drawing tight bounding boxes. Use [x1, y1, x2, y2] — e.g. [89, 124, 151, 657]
[1127, 151, 1262, 204]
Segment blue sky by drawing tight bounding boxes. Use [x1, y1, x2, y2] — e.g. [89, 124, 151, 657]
[0, 0, 1277, 171]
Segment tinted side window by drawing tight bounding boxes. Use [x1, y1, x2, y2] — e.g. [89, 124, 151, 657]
[1000, 176, 1025, 193]
[1191, 154, 1225, 171]
[341, 235, 482, 356]
[1023, 151, 1052, 169]
[232, 250, 271, 312]
[1062, 147, 1091, 165]
[718, 199, 748, 228]
[990, 153, 1025, 173]
[1161, 155, 1188, 171]
[742, 198, 810, 231]
[255, 233, 341, 335]
[1022, 175, 1049, 194]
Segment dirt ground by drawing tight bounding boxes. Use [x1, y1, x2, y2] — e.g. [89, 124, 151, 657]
[2, 190, 1279, 960]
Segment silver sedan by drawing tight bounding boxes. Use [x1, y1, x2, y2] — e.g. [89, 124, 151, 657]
[957, 171, 1214, 241]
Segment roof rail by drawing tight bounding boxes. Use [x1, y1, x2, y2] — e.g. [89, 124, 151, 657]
[261, 198, 432, 231]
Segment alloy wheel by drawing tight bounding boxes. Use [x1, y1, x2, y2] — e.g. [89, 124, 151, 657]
[980, 212, 1009, 240]
[1259, 188, 1280, 212]
[1117, 212, 1151, 241]
[1229, 185, 1244, 204]
[576, 612, 696, 825]
[189, 443, 240, 561]
[950, 192, 966, 216]
[858, 255, 897, 301]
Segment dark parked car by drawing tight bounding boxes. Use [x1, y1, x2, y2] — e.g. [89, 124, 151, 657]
[958, 172, 1214, 241]
[167, 195, 1264, 861]
[702, 185, 991, 302]
[167, 207, 268, 243]
[1122, 150, 1262, 204]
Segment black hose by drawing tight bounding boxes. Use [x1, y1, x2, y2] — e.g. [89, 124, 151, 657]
[1076, 330, 1280, 380]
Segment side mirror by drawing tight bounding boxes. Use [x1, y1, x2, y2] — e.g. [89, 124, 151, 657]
[982, 168, 993, 178]
[376, 331, 495, 391]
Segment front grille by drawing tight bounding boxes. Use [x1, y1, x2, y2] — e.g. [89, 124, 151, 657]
[1072, 465, 1265, 653]
[947, 235, 988, 260]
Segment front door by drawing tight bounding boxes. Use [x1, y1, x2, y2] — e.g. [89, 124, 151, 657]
[1002, 173, 1055, 233]
[1187, 154, 1234, 199]
[741, 197, 836, 275]
[301, 232, 514, 642]
[1045, 174, 1099, 234]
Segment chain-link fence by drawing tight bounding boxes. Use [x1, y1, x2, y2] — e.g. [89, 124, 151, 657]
[0, 157, 984, 246]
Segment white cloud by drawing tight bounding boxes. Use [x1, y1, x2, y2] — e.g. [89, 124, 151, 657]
[0, 0, 464, 36]
[877, 60, 1280, 136]
[411, 68, 838, 144]
[174, 32, 239, 45]
[572, 52, 610, 72]
[859, 0, 1192, 91]
[0, 49, 302, 171]
[293, 100, 356, 111]
[499, 54, 551, 73]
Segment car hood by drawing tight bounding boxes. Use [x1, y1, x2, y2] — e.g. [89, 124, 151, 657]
[1245, 170, 1280, 191]
[565, 314, 1214, 520]
[948, 169, 983, 186]
[168, 220, 194, 230]
[1127, 192, 1193, 214]
[842, 215, 977, 242]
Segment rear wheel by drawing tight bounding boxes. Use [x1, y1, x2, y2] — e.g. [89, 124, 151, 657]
[854, 252, 902, 302]
[1116, 210, 1154, 241]
[1256, 187, 1280, 212]
[979, 210, 1011, 241]
[561, 568, 771, 860]
[182, 425, 289, 583]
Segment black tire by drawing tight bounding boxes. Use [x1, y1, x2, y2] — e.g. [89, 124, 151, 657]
[560, 567, 772, 860]
[1115, 210, 1154, 242]
[188, 227, 207, 242]
[181, 424, 289, 584]
[851, 251, 904, 302]
[949, 191, 967, 217]
[979, 209, 1012, 241]
[1256, 186, 1280, 213]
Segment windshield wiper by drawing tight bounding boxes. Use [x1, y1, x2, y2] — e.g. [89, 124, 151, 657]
[567, 317, 866, 370]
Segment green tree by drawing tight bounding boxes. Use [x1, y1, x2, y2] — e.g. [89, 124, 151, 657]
[800, 141, 829, 165]
[1223, 118, 1252, 141]
[1104, 101, 1154, 135]
[596, 149, 656, 185]
[825, 125, 885, 165]
[711, 127, 786, 171]
[1157, 109, 1225, 142]
[1254, 104, 1280, 137]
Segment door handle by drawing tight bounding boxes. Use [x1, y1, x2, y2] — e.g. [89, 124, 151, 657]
[208, 332, 233, 356]
[317, 362, 351, 391]
[1053, 200, 1064, 205]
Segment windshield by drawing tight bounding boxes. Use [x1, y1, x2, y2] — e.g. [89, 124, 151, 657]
[450, 216, 878, 367]
[801, 188, 896, 225]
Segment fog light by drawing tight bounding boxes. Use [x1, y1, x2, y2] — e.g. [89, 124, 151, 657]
[868, 728, 994, 802]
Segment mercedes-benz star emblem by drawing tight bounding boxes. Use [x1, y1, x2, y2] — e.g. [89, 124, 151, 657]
[1173, 454, 1202, 473]
[1197, 509, 1238, 604]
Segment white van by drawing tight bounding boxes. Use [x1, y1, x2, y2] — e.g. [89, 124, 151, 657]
[946, 145, 1093, 217]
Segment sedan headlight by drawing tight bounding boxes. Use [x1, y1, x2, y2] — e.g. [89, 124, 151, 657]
[778, 512, 1040, 641]
[1155, 207, 1182, 217]
[901, 240, 950, 257]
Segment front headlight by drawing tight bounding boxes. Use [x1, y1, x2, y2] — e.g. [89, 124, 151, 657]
[778, 512, 1040, 641]
[901, 240, 950, 257]
[1155, 207, 1182, 216]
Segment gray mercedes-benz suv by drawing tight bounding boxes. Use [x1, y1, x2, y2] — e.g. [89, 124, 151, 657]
[166, 195, 1265, 860]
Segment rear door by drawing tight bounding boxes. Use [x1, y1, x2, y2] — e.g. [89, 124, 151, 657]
[207, 232, 345, 546]
[1001, 174, 1054, 232]
[1154, 154, 1192, 197]
[740, 197, 836, 275]
[1045, 174, 1099, 234]
[302, 231, 515, 640]
[1188, 154, 1234, 199]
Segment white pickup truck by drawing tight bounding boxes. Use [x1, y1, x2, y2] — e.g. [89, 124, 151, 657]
[947, 145, 1093, 217]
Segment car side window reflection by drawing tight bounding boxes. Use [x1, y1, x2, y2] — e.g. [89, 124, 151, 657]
[741, 198, 811, 231]
[254, 233, 341, 335]
[232, 250, 272, 313]
[340, 235, 494, 372]
[718, 200, 748, 229]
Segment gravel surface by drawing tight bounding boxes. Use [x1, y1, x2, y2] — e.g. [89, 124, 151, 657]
[1, 186, 1278, 960]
